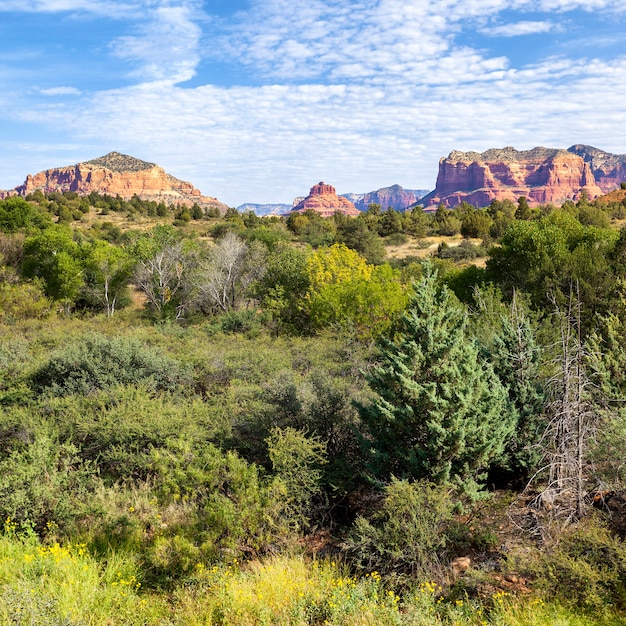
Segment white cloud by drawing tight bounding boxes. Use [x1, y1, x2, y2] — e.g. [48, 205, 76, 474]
[0, 0, 141, 17]
[110, 3, 202, 84]
[39, 86, 82, 96]
[6, 50, 623, 205]
[482, 20, 559, 36]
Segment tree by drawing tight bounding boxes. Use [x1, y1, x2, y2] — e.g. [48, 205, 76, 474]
[460, 209, 493, 240]
[357, 264, 514, 494]
[515, 196, 532, 221]
[133, 227, 196, 320]
[538, 287, 596, 521]
[485, 291, 546, 481]
[304, 244, 406, 340]
[21, 226, 85, 312]
[255, 243, 311, 333]
[84, 240, 134, 317]
[0, 197, 50, 233]
[336, 218, 385, 264]
[194, 232, 266, 314]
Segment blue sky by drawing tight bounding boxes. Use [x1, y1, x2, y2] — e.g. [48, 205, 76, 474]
[1, 0, 625, 206]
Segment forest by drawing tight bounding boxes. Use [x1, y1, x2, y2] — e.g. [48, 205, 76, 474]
[1, 187, 626, 624]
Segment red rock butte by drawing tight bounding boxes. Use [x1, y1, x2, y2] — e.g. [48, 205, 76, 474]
[291, 182, 361, 217]
[0, 151, 229, 213]
[421, 145, 626, 209]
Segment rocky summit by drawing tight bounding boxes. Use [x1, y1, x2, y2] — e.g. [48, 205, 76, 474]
[422, 145, 626, 209]
[291, 182, 360, 217]
[0, 152, 228, 213]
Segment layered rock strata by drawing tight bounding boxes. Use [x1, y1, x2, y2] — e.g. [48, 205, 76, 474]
[422, 146, 624, 208]
[291, 182, 360, 217]
[0, 152, 228, 213]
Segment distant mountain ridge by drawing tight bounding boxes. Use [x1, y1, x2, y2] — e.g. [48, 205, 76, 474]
[0, 152, 229, 213]
[422, 145, 626, 209]
[238, 184, 430, 216]
[342, 184, 430, 212]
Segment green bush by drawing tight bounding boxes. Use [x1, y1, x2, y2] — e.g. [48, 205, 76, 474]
[0, 428, 96, 534]
[345, 479, 455, 581]
[30, 333, 190, 396]
[513, 520, 626, 611]
[39, 386, 230, 481]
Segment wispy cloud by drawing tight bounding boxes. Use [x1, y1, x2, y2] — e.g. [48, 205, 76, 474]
[0, 0, 140, 17]
[110, 3, 203, 84]
[39, 86, 82, 96]
[482, 20, 559, 36]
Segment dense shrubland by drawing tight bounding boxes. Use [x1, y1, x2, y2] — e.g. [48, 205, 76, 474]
[1, 190, 626, 623]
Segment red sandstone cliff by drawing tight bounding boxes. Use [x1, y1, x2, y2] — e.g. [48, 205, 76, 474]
[422, 146, 611, 208]
[1, 152, 228, 213]
[291, 182, 360, 217]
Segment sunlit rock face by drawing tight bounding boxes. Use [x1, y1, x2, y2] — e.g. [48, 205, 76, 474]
[421, 145, 625, 208]
[2, 152, 228, 213]
[291, 182, 361, 217]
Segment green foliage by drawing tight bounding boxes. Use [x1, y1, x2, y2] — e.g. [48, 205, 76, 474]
[83, 239, 134, 316]
[435, 240, 486, 262]
[514, 520, 626, 611]
[433, 205, 462, 236]
[40, 385, 229, 481]
[345, 479, 454, 580]
[255, 243, 311, 333]
[487, 212, 618, 323]
[267, 427, 327, 531]
[358, 264, 514, 494]
[336, 217, 386, 264]
[143, 439, 284, 570]
[304, 245, 407, 339]
[0, 279, 51, 323]
[30, 333, 190, 396]
[460, 209, 493, 239]
[0, 426, 96, 533]
[514, 196, 532, 221]
[477, 291, 546, 480]
[0, 197, 50, 233]
[21, 225, 85, 309]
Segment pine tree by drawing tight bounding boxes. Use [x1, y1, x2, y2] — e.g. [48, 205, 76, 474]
[357, 265, 514, 494]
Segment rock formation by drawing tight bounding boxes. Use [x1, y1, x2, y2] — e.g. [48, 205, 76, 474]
[422, 146, 626, 209]
[0, 152, 228, 213]
[291, 182, 360, 217]
[342, 184, 430, 212]
[568, 145, 626, 193]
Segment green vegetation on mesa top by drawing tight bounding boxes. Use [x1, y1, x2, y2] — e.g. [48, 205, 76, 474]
[84, 151, 157, 172]
[2, 187, 626, 624]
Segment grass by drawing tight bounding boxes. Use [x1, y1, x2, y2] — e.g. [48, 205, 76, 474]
[1, 526, 625, 626]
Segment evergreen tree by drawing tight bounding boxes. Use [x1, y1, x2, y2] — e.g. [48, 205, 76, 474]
[357, 264, 514, 494]
[489, 292, 546, 480]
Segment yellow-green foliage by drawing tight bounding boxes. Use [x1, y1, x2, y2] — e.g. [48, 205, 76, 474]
[305, 244, 407, 338]
[0, 523, 169, 624]
[0, 527, 623, 625]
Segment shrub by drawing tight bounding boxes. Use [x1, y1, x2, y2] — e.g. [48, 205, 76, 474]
[30, 333, 190, 396]
[345, 479, 455, 581]
[0, 280, 52, 323]
[0, 429, 96, 534]
[511, 520, 626, 611]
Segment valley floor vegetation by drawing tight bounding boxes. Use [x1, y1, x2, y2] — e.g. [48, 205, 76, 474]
[1, 190, 626, 624]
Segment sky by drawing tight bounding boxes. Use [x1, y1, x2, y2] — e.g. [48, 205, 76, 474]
[0, 0, 625, 207]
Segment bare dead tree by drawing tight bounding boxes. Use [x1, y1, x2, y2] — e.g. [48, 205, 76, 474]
[134, 241, 195, 319]
[194, 233, 266, 313]
[537, 284, 597, 523]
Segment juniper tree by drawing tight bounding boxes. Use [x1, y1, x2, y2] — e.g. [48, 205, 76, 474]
[357, 264, 514, 495]
[488, 292, 546, 480]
